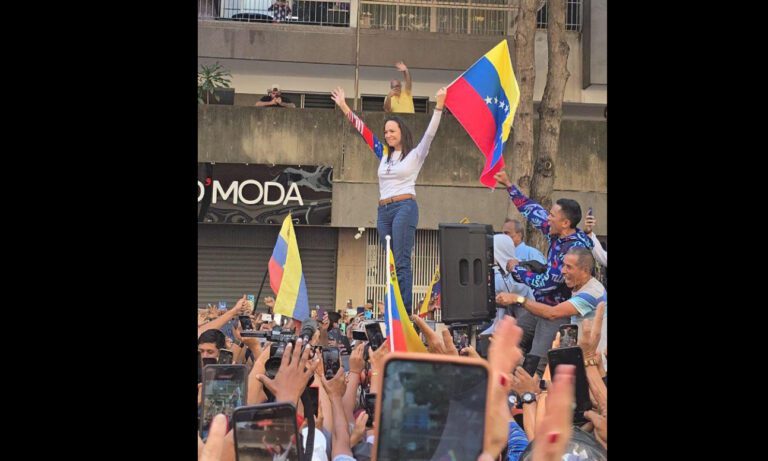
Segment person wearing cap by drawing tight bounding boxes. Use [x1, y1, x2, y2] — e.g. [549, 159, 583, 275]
[256, 84, 296, 108]
[331, 84, 446, 314]
[384, 61, 415, 114]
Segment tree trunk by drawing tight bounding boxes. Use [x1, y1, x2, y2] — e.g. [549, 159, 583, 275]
[507, 0, 538, 212]
[527, 0, 570, 252]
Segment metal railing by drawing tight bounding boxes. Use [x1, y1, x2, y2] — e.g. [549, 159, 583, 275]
[365, 228, 440, 318]
[199, 0, 526, 36]
[198, 0, 352, 27]
[359, 0, 515, 36]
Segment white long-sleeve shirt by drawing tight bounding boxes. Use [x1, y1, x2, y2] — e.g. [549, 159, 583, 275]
[377, 110, 443, 199]
[589, 232, 607, 267]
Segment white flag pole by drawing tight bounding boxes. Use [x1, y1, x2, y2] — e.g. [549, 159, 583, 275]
[385, 234, 395, 353]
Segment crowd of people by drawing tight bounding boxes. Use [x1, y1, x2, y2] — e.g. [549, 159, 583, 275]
[200, 56, 607, 460]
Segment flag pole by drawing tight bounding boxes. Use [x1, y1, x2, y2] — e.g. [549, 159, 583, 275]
[385, 234, 395, 353]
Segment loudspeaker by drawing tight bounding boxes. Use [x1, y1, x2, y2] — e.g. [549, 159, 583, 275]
[439, 223, 495, 323]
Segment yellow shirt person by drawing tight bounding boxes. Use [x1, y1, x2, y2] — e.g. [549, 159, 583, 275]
[384, 61, 415, 114]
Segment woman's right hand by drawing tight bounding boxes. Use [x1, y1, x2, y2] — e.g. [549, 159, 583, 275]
[331, 87, 350, 113]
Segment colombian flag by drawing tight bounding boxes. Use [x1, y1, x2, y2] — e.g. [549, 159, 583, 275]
[445, 40, 520, 188]
[384, 246, 427, 353]
[268, 215, 310, 321]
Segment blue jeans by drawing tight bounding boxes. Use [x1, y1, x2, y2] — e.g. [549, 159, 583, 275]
[377, 199, 418, 314]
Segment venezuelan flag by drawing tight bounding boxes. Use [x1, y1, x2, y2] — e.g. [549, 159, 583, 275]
[445, 40, 520, 188]
[384, 244, 427, 353]
[418, 266, 441, 318]
[268, 215, 310, 321]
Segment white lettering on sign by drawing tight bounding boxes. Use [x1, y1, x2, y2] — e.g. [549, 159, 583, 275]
[239, 180, 264, 205]
[196, 180, 305, 206]
[263, 182, 285, 206]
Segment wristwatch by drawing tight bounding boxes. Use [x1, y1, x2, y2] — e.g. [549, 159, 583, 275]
[521, 392, 537, 405]
[585, 357, 600, 367]
[516, 296, 526, 305]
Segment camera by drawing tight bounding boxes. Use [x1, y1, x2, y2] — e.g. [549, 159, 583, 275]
[253, 328, 299, 378]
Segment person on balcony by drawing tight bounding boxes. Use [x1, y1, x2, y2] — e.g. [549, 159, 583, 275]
[384, 61, 415, 114]
[268, 1, 292, 23]
[255, 84, 296, 108]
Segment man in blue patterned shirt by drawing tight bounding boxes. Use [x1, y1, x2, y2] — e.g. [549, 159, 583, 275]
[494, 171, 594, 367]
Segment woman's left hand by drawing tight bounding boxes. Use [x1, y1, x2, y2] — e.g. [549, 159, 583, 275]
[436, 87, 447, 109]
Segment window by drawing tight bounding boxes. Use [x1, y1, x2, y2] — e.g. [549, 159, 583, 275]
[536, 0, 582, 32]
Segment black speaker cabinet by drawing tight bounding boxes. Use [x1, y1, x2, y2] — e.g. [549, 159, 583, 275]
[439, 223, 495, 323]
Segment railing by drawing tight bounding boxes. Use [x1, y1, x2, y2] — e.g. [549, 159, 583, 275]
[359, 0, 515, 36]
[198, 0, 529, 36]
[198, 0, 352, 27]
[365, 228, 440, 318]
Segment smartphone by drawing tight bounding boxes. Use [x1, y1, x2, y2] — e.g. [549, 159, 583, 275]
[317, 307, 326, 320]
[218, 349, 234, 364]
[587, 207, 593, 217]
[558, 324, 579, 348]
[547, 347, 591, 424]
[352, 330, 368, 341]
[322, 347, 341, 380]
[198, 351, 203, 383]
[521, 354, 541, 377]
[202, 357, 218, 367]
[310, 308, 318, 319]
[374, 353, 490, 461]
[262, 314, 273, 322]
[347, 308, 357, 317]
[247, 294, 255, 309]
[239, 315, 255, 331]
[232, 402, 300, 461]
[364, 391, 377, 428]
[365, 321, 385, 351]
[218, 301, 227, 311]
[200, 365, 248, 440]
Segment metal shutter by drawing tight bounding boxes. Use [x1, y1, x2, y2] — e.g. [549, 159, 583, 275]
[198, 224, 338, 311]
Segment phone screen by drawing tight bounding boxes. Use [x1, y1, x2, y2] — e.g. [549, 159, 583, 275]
[239, 316, 255, 331]
[200, 365, 247, 440]
[352, 330, 368, 341]
[547, 347, 591, 417]
[521, 354, 541, 377]
[558, 324, 578, 348]
[322, 347, 341, 379]
[198, 351, 203, 383]
[218, 349, 234, 364]
[365, 322, 385, 351]
[233, 403, 300, 461]
[376, 358, 488, 460]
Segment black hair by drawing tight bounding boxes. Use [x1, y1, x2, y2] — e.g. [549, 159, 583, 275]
[327, 311, 341, 327]
[383, 116, 414, 161]
[555, 198, 582, 228]
[198, 329, 226, 350]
